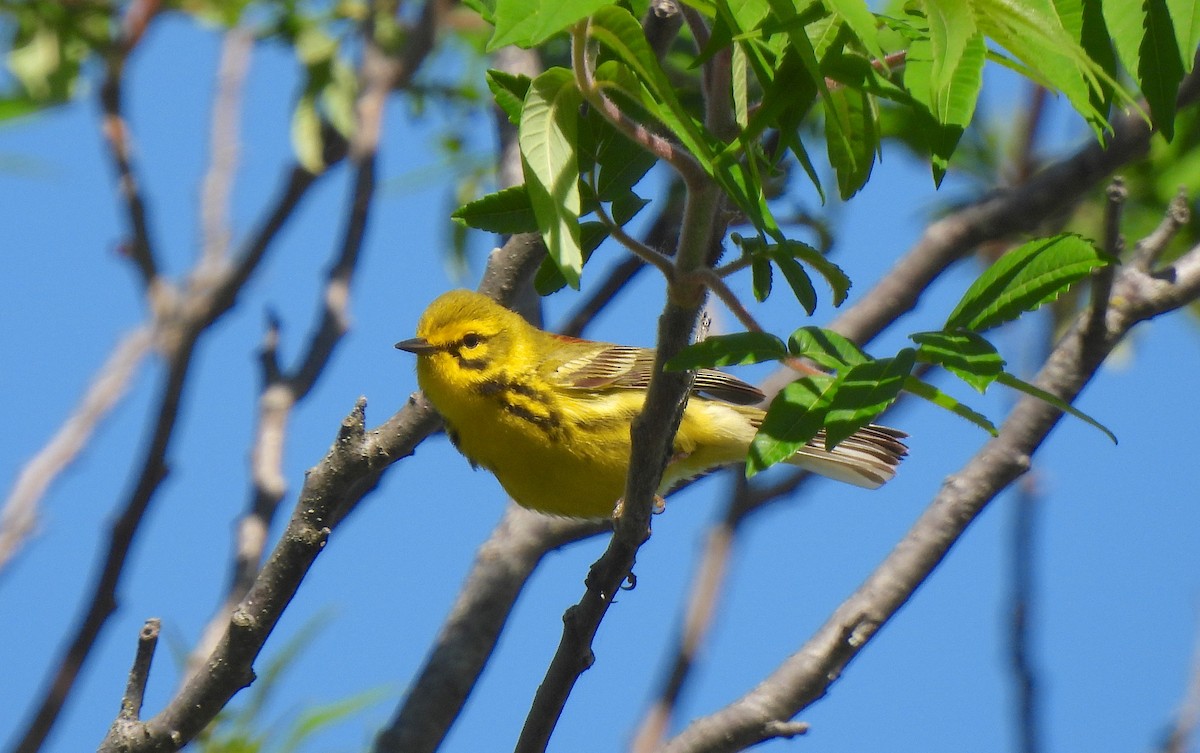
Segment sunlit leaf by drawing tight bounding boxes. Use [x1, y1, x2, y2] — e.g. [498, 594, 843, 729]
[486, 69, 532, 124]
[911, 330, 1005, 393]
[666, 332, 789, 371]
[773, 254, 817, 315]
[520, 68, 584, 288]
[452, 185, 538, 233]
[489, 0, 614, 50]
[748, 375, 840, 475]
[944, 234, 1110, 332]
[902, 376, 998, 434]
[824, 349, 916, 448]
[788, 326, 870, 369]
[996, 371, 1117, 443]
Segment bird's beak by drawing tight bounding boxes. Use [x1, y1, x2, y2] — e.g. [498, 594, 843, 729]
[395, 337, 437, 355]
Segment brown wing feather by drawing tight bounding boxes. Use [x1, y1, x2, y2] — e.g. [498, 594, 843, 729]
[552, 345, 764, 405]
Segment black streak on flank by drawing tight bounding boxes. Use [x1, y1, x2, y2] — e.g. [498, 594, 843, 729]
[475, 375, 565, 438]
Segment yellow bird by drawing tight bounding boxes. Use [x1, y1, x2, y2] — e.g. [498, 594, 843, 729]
[396, 289, 906, 518]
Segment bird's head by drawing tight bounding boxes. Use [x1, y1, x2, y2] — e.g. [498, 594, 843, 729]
[395, 289, 529, 391]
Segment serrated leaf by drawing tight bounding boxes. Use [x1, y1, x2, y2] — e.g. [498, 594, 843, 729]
[452, 185, 538, 233]
[911, 330, 1005, 393]
[520, 68, 584, 288]
[823, 71, 878, 200]
[666, 331, 789, 371]
[973, 0, 1114, 137]
[748, 375, 840, 475]
[486, 69, 531, 124]
[824, 0, 886, 63]
[995, 371, 1117, 443]
[903, 375, 998, 435]
[924, 0, 985, 127]
[902, 33, 964, 184]
[776, 240, 851, 306]
[774, 255, 817, 315]
[1139, 0, 1185, 140]
[944, 234, 1111, 332]
[488, 0, 614, 50]
[824, 348, 916, 448]
[788, 326, 870, 369]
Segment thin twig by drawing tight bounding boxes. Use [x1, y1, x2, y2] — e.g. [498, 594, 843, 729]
[1010, 474, 1042, 753]
[1131, 187, 1191, 271]
[1158, 620, 1200, 753]
[693, 268, 764, 332]
[0, 326, 153, 574]
[593, 198, 676, 279]
[198, 26, 253, 275]
[187, 0, 446, 681]
[571, 19, 707, 187]
[374, 509, 606, 753]
[117, 618, 161, 723]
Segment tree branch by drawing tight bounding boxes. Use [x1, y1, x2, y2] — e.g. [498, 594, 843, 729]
[374, 508, 606, 753]
[0, 326, 153, 574]
[662, 217, 1200, 753]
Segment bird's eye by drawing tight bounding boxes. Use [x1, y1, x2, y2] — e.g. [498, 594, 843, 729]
[461, 333, 483, 349]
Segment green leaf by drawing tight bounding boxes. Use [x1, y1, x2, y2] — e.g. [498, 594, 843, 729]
[748, 375, 840, 475]
[911, 330, 1005, 393]
[773, 254, 817, 315]
[824, 348, 916, 448]
[488, 0, 615, 50]
[995, 371, 1117, 443]
[824, 83, 878, 199]
[973, 0, 1114, 137]
[924, 0, 985, 128]
[666, 331, 789, 370]
[902, 33, 965, 183]
[1102, 0, 1145, 86]
[486, 69, 532, 124]
[609, 190, 650, 225]
[788, 326, 869, 369]
[279, 687, 390, 753]
[1139, 0, 1186, 140]
[752, 255, 773, 302]
[943, 234, 1111, 332]
[452, 185, 538, 233]
[588, 5, 714, 166]
[0, 96, 44, 121]
[1167, 0, 1200, 73]
[520, 68, 584, 288]
[824, 0, 886, 63]
[593, 126, 658, 200]
[903, 375, 998, 435]
[534, 222, 608, 294]
[767, 0, 853, 189]
[776, 240, 851, 306]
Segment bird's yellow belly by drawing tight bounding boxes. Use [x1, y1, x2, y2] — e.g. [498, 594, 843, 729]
[441, 391, 637, 517]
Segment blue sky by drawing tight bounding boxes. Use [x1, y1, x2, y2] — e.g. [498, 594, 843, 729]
[2, 13, 1199, 753]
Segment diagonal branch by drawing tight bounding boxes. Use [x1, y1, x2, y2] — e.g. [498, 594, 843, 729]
[661, 221, 1200, 753]
[0, 326, 153, 574]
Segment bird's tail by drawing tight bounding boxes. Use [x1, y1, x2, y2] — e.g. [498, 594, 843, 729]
[784, 425, 909, 489]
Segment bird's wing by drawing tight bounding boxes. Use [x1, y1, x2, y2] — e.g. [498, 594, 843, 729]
[550, 343, 765, 406]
